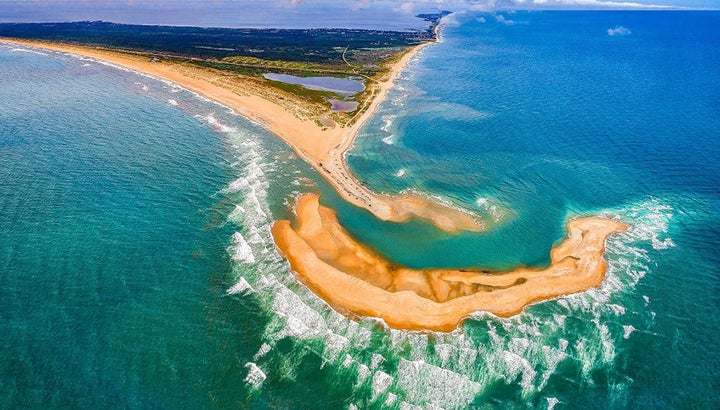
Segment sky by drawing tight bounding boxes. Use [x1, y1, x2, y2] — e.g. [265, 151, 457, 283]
[0, 0, 716, 29]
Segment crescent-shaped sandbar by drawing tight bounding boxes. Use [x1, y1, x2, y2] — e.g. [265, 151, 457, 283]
[272, 194, 628, 332]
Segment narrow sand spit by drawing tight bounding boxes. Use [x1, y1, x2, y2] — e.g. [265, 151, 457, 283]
[1, 29, 482, 233]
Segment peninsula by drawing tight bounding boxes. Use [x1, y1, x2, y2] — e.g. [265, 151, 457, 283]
[0, 16, 482, 233]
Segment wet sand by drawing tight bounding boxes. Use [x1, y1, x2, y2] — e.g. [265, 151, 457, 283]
[272, 194, 628, 332]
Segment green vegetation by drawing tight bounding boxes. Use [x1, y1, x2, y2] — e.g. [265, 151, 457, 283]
[221, 56, 348, 73]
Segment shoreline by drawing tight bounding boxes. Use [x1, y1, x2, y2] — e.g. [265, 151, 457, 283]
[272, 194, 629, 332]
[0, 19, 483, 233]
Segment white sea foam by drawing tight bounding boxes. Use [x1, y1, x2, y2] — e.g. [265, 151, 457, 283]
[397, 359, 482, 409]
[371, 371, 393, 398]
[539, 345, 568, 390]
[370, 353, 385, 370]
[547, 397, 561, 410]
[395, 168, 406, 177]
[434, 343, 454, 367]
[501, 350, 537, 391]
[167, 99, 178, 106]
[607, 304, 626, 316]
[253, 343, 271, 361]
[608, 26, 632, 36]
[227, 277, 254, 295]
[508, 337, 534, 357]
[202, 113, 239, 134]
[271, 286, 328, 340]
[595, 319, 616, 363]
[622, 325, 636, 339]
[324, 332, 350, 361]
[603, 198, 675, 265]
[382, 135, 395, 145]
[356, 364, 371, 386]
[380, 114, 395, 132]
[475, 196, 505, 222]
[227, 177, 249, 192]
[10, 47, 49, 56]
[229, 232, 255, 264]
[95, 58, 131, 72]
[651, 236, 675, 250]
[244, 362, 266, 387]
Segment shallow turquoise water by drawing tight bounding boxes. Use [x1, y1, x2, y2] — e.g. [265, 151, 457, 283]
[2, 11, 719, 409]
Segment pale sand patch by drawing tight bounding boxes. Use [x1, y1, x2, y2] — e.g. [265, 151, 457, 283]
[272, 194, 628, 332]
[1, 30, 483, 233]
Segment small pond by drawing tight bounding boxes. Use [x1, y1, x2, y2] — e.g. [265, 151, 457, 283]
[263, 73, 365, 94]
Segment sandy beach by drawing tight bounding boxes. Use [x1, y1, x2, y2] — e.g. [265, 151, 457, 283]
[272, 194, 628, 332]
[1, 27, 483, 233]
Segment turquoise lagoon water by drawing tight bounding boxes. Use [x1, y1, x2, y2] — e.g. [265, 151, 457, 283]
[2, 11, 719, 409]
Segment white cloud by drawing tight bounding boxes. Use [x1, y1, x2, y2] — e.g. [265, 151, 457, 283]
[350, 0, 373, 10]
[529, 0, 673, 8]
[607, 25, 632, 35]
[463, 0, 674, 10]
[495, 13, 515, 24]
[399, 2, 415, 13]
[279, 0, 304, 7]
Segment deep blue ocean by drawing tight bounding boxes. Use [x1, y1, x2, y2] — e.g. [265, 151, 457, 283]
[2, 11, 719, 409]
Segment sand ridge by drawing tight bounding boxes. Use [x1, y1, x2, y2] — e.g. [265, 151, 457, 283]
[1, 28, 483, 233]
[272, 194, 628, 332]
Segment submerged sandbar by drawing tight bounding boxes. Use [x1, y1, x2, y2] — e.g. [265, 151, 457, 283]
[272, 194, 628, 332]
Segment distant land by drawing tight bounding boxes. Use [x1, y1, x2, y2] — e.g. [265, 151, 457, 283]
[0, 14, 449, 62]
